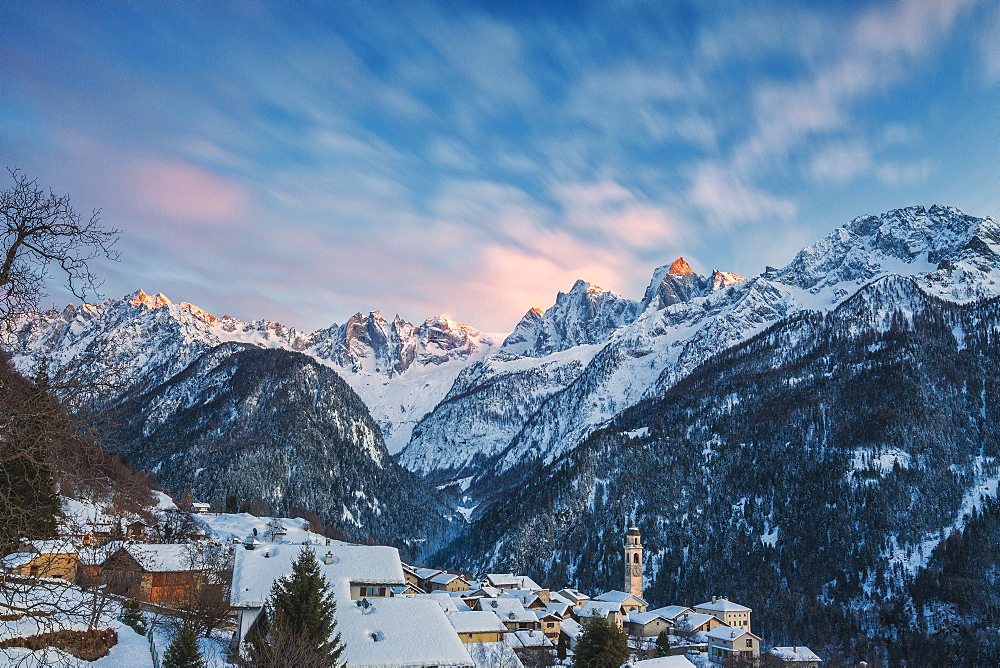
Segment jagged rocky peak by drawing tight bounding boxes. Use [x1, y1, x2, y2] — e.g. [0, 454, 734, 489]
[129, 288, 173, 310]
[711, 269, 745, 292]
[128, 289, 220, 325]
[774, 204, 997, 294]
[316, 309, 495, 376]
[500, 279, 640, 357]
[668, 257, 695, 275]
[642, 258, 745, 310]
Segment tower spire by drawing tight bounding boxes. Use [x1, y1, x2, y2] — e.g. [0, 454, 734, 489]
[625, 526, 643, 599]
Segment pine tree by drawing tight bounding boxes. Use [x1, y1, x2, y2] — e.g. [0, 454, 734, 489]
[162, 623, 204, 668]
[655, 629, 672, 657]
[243, 547, 344, 667]
[572, 616, 630, 667]
[119, 599, 147, 635]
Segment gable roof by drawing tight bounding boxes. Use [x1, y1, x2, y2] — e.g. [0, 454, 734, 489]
[485, 573, 540, 589]
[695, 597, 752, 613]
[445, 610, 507, 634]
[595, 590, 647, 605]
[769, 647, 823, 662]
[506, 629, 552, 648]
[673, 612, 716, 633]
[706, 626, 761, 642]
[414, 567, 443, 580]
[430, 572, 465, 585]
[475, 597, 537, 623]
[648, 605, 694, 620]
[27, 540, 78, 556]
[625, 611, 671, 626]
[230, 541, 405, 606]
[122, 544, 197, 572]
[338, 597, 473, 667]
[577, 600, 623, 619]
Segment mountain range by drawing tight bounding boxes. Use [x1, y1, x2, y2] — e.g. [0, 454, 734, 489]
[5, 204, 1000, 660]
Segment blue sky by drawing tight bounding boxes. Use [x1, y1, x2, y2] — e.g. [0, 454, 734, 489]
[1, 0, 997, 332]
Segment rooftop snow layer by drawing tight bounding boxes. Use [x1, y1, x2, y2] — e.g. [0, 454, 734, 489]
[230, 541, 405, 606]
[445, 610, 507, 634]
[337, 598, 472, 667]
[694, 598, 751, 613]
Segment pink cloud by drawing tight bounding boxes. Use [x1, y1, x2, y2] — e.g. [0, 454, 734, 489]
[130, 158, 251, 223]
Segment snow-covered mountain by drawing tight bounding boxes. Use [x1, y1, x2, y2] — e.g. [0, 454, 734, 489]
[500, 280, 640, 357]
[6, 291, 499, 454]
[8, 204, 999, 522]
[399, 205, 1000, 500]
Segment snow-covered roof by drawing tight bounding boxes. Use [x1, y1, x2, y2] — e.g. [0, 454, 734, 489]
[577, 600, 623, 619]
[471, 586, 503, 598]
[337, 598, 473, 667]
[694, 597, 751, 613]
[649, 605, 693, 620]
[625, 656, 696, 668]
[506, 629, 552, 648]
[706, 626, 759, 642]
[446, 610, 507, 634]
[431, 572, 465, 585]
[557, 587, 590, 603]
[561, 617, 582, 639]
[230, 541, 405, 606]
[28, 539, 79, 555]
[625, 611, 670, 626]
[415, 567, 443, 580]
[500, 588, 542, 607]
[485, 573, 540, 589]
[595, 590, 647, 605]
[403, 592, 471, 612]
[769, 646, 822, 662]
[77, 541, 124, 566]
[475, 597, 537, 623]
[542, 601, 572, 618]
[0, 552, 36, 569]
[548, 590, 575, 606]
[673, 612, 716, 632]
[123, 544, 197, 572]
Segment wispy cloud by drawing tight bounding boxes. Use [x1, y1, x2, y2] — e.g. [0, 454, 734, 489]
[0, 0, 993, 331]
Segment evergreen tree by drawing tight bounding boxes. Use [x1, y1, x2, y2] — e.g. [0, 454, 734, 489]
[162, 623, 204, 668]
[243, 547, 344, 667]
[572, 616, 630, 668]
[655, 629, 672, 657]
[119, 599, 147, 635]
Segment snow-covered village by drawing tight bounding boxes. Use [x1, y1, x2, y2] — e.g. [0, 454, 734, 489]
[2, 0, 999, 666]
[2, 490, 820, 667]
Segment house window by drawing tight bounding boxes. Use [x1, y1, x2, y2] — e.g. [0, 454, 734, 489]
[746, 639, 753, 648]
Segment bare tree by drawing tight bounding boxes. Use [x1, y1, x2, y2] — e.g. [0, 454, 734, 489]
[0, 167, 118, 327]
[0, 169, 127, 666]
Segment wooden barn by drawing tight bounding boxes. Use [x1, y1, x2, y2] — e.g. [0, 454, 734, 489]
[102, 544, 206, 607]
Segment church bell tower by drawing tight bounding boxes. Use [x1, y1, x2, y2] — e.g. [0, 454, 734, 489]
[625, 526, 643, 599]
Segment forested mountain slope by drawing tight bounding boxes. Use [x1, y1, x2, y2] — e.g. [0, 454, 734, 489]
[103, 343, 457, 553]
[437, 275, 1000, 663]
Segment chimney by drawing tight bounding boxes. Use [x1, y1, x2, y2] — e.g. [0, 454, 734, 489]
[712, 596, 717, 603]
[326, 538, 331, 546]
[324, 552, 333, 565]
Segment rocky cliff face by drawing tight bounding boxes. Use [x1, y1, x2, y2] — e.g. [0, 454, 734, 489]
[501, 280, 640, 357]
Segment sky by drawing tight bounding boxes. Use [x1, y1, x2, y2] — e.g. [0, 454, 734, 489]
[1, 0, 997, 333]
